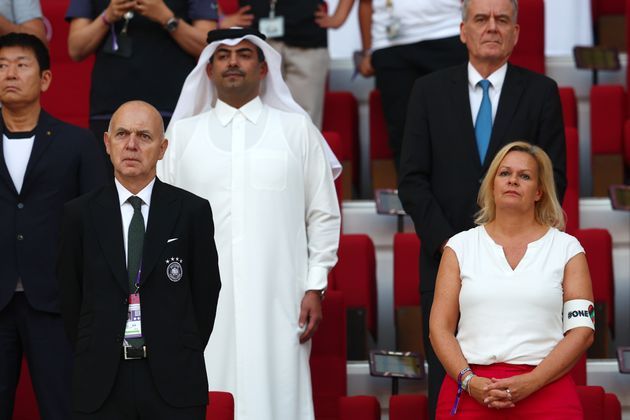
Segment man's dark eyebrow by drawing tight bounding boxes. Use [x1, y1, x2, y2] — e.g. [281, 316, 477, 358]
[216, 46, 255, 54]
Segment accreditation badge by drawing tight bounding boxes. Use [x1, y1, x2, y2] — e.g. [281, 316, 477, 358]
[259, 16, 285, 38]
[124, 293, 142, 339]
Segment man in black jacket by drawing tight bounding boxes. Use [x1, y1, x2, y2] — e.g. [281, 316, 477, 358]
[0, 33, 108, 420]
[57, 100, 221, 419]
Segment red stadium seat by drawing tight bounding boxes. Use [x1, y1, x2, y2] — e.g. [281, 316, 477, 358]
[573, 229, 615, 335]
[577, 385, 606, 420]
[323, 92, 360, 198]
[41, 0, 94, 128]
[573, 228, 614, 359]
[569, 353, 587, 386]
[589, 85, 626, 195]
[369, 90, 397, 191]
[563, 126, 580, 234]
[576, 385, 622, 420]
[605, 392, 622, 420]
[339, 396, 380, 420]
[392, 233, 423, 354]
[389, 394, 428, 420]
[311, 290, 347, 420]
[559, 87, 578, 129]
[509, 0, 545, 74]
[13, 358, 40, 420]
[623, 119, 630, 168]
[591, 86, 626, 155]
[329, 234, 378, 342]
[206, 391, 234, 420]
[393, 233, 421, 309]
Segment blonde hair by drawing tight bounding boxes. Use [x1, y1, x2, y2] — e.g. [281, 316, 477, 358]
[475, 141, 565, 229]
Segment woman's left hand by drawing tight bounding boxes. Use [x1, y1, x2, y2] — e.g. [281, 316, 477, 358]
[483, 372, 542, 408]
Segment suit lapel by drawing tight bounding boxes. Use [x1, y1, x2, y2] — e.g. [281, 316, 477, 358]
[90, 186, 129, 293]
[21, 111, 55, 194]
[141, 179, 179, 286]
[486, 64, 524, 168]
[450, 65, 481, 170]
[0, 118, 18, 195]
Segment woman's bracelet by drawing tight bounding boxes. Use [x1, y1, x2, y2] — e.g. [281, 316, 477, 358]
[462, 372, 475, 394]
[100, 12, 111, 26]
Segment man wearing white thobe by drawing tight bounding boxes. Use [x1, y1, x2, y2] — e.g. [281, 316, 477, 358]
[157, 28, 341, 420]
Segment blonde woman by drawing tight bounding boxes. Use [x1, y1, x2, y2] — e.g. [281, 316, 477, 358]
[430, 141, 594, 419]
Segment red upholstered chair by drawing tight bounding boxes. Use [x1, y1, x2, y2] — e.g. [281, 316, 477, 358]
[577, 385, 606, 420]
[509, 0, 545, 74]
[338, 396, 380, 420]
[563, 126, 580, 234]
[323, 92, 360, 198]
[329, 234, 378, 343]
[206, 391, 234, 420]
[604, 392, 622, 420]
[389, 394, 428, 420]
[41, 0, 94, 128]
[322, 131, 345, 210]
[392, 233, 423, 354]
[573, 229, 615, 335]
[14, 358, 40, 420]
[569, 353, 587, 386]
[577, 385, 622, 420]
[624, 119, 630, 169]
[311, 290, 347, 420]
[589, 85, 627, 195]
[559, 87, 578, 129]
[591, 86, 626, 157]
[369, 90, 397, 191]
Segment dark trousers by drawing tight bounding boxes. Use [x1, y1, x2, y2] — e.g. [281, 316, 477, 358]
[371, 35, 468, 170]
[0, 293, 72, 420]
[89, 116, 171, 182]
[421, 291, 446, 420]
[73, 358, 205, 420]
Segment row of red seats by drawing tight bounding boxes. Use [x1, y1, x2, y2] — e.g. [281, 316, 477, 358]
[337, 387, 621, 420]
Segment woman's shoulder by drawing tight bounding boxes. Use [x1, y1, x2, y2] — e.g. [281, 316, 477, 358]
[545, 227, 585, 256]
[447, 226, 484, 248]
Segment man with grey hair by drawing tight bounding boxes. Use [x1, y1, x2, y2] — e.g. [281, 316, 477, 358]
[58, 100, 221, 419]
[398, 0, 566, 417]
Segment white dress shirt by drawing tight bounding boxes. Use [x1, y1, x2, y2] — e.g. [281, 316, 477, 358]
[114, 178, 155, 266]
[468, 62, 508, 126]
[3, 133, 34, 194]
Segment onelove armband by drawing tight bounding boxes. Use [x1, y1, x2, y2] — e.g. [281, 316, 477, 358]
[563, 299, 595, 333]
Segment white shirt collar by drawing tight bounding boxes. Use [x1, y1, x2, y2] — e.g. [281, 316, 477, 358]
[215, 96, 264, 127]
[468, 62, 508, 91]
[115, 177, 156, 208]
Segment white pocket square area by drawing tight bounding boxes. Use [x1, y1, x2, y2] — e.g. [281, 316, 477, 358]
[167, 238, 179, 243]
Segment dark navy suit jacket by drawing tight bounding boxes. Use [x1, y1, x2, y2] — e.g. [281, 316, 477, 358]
[0, 110, 108, 313]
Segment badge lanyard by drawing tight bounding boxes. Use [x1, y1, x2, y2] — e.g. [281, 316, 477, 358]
[259, 0, 285, 38]
[124, 262, 143, 340]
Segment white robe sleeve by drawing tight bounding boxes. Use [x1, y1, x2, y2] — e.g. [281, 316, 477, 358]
[302, 119, 341, 291]
[156, 122, 177, 184]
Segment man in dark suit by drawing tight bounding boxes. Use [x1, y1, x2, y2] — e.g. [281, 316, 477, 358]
[0, 33, 108, 419]
[398, 0, 566, 417]
[57, 100, 221, 419]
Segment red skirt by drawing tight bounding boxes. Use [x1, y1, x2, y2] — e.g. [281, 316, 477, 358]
[436, 363, 582, 419]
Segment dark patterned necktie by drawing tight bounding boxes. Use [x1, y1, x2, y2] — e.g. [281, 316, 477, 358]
[127, 195, 145, 290]
[126, 195, 145, 348]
